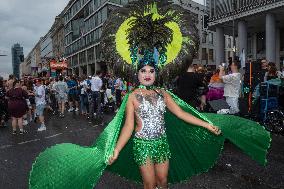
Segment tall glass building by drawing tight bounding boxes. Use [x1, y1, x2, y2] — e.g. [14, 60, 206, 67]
[11, 43, 24, 79]
[64, 0, 135, 76]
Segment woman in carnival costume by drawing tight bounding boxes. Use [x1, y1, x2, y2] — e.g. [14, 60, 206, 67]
[29, 1, 271, 189]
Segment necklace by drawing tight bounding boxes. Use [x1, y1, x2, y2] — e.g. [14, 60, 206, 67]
[138, 85, 156, 90]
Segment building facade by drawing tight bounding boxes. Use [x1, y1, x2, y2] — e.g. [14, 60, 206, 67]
[39, 30, 54, 77]
[176, 0, 216, 66]
[207, 0, 284, 67]
[21, 54, 31, 77]
[11, 43, 24, 79]
[63, 0, 136, 76]
[174, 0, 234, 67]
[51, 11, 68, 77]
[51, 15, 65, 60]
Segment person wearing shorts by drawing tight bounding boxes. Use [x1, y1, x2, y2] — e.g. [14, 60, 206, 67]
[53, 76, 68, 117]
[66, 76, 79, 112]
[34, 79, 46, 131]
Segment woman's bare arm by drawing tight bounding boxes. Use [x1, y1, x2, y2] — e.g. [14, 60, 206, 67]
[109, 93, 135, 164]
[163, 90, 221, 135]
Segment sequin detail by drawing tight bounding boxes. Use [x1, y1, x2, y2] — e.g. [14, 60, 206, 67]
[135, 91, 166, 139]
[133, 134, 171, 166]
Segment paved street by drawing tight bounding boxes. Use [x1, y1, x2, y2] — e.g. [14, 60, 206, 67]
[0, 112, 283, 189]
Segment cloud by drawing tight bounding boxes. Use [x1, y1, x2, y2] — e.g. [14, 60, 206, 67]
[0, 0, 69, 74]
[0, 0, 205, 76]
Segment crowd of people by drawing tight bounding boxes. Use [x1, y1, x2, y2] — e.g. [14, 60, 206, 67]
[0, 72, 132, 134]
[176, 58, 284, 115]
[1, 58, 284, 134]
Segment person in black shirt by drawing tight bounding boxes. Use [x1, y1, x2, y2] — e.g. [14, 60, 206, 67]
[260, 59, 268, 82]
[177, 57, 205, 108]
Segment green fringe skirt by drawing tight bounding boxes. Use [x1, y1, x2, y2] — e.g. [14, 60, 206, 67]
[133, 134, 171, 166]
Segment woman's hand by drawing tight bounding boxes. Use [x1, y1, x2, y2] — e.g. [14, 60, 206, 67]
[206, 124, 222, 135]
[108, 148, 119, 165]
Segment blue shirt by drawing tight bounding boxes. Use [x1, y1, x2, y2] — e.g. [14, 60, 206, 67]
[67, 80, 77, 95]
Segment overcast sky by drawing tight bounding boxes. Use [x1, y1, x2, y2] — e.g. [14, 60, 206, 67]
[0, 0, 204, 75]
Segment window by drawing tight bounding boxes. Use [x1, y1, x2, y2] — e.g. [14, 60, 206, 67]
[98, 27, 102, 39]
[202, 33, 206, 43]
[72, 55, 78, 66]
[202, 48, 207, 60]
[95, 29, 99, 41]
[121, 0, 128, 5]
[98, 10, 102, 24]
[209, 49, 214, 60]
[109, 0, 121, 4]
[101, 6, 107, 22]
[87, 47, 94, 62]
[208, 33, 213, 44]
[101, 0, 107, 5]
[227, 37, 231, 48]
[90, 31, 94, 42]
[94, 13, 98, 27]
[79, 51, 86, 64]
[95, 45, 101, 59]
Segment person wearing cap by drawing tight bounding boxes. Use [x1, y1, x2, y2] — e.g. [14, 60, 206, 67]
[34, 79, 46, 131]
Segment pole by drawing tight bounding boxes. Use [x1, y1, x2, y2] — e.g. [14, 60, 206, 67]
[249, 61, 252, 113]
[232, 0, 236, 59]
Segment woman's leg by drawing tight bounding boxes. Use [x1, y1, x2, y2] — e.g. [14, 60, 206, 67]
[17, 117, 23, 130]
[28, 109, 32, 122]
[61, 102, 65, 114]
[154, 160, 169, 189]
[140, 158, 156, 189]
[11, 117, 17, 131]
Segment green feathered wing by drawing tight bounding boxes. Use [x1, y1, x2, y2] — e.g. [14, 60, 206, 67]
[29, 91, 271, 189]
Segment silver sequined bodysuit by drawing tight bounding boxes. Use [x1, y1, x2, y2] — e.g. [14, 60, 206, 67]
[134, 90, 166, 139]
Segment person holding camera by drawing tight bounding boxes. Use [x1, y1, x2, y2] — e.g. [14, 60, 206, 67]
[219, 61, 242, 114]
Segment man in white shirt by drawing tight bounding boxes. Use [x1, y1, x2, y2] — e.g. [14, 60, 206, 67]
[114, 77, 124, 111]
[90, 71, 103, 116]
[34, 79, 46, 131]
[219, 61, 242, 114]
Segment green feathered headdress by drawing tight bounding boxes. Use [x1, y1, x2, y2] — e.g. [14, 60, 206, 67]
[101, 0, 199, 81]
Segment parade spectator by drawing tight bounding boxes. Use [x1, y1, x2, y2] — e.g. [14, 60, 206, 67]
[79, 76, 90, 116]
[27, 79, 36, 122]
[177, 57, 204, 108]
[21, 82, 32, 126]
[114, 76, 124, 111]
[260, 59, 268, 82]
[91, 71, 103, 116]
[34, 79, 46, 131]
[48, 78, 57, 114]
[264, 62, 282, 81]
[53, 76, 68, 117]
[0, 76, 8, 127]
[6, 74, 15, 91]
[219, 61, 242, 114]
[206, 69, 224, 101]
[6, 79, 29, 134]
[66, 76, 79, 112]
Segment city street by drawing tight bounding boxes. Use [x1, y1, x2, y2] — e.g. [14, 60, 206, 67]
[0, 112, 283, 189]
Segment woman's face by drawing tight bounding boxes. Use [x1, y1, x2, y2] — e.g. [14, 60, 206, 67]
[138, 65, 156, 86]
